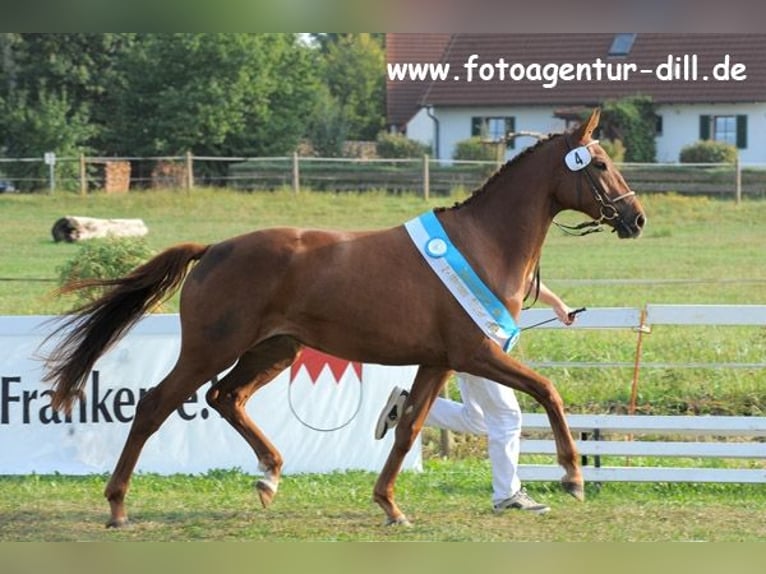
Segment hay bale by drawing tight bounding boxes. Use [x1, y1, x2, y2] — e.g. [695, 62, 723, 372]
[51, 216, 148, 243]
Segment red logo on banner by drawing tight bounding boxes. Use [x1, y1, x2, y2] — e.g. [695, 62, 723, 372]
[290, 348, 362, 384]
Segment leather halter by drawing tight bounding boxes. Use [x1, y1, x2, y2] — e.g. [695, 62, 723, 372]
[556, 135, 637, 236]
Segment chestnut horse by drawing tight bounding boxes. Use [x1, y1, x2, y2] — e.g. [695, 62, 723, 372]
[43, 109, 645, 527]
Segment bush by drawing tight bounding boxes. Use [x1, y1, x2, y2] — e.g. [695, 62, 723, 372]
[679, 140, 738, 164]
[306, 88, 348, 158]
[600, 95, 656, 162]
[452, 136, 499, 162]
[599, 139, 626, 163]
[57, 237, 154, 303]
[375, 132, 430, 158]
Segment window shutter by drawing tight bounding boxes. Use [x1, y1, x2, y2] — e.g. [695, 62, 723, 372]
[699, 115, 710, 140]
[736, 115, 747, 149]
[506, 117, 516, 149]
[471, 117, 483, 137]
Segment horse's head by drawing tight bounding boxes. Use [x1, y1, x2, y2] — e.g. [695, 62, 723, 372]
[555, 108, 646, 238]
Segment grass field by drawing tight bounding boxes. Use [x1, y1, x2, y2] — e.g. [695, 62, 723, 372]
[1, 188, 765, 541]
[2, 466, 766, 542]
[3, 188, 765, 310]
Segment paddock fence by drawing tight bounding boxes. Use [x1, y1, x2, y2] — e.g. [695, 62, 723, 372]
[511, 304, 766, 484]
[2, 153, 766, 201]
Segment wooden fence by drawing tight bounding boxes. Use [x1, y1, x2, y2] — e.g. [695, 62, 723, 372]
[4, 153, 766, 201]
[226, 156, 766, 201]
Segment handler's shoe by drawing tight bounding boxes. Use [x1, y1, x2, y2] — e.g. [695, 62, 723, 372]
[493, 488, 550, 515]
[374, 386, 409, 440]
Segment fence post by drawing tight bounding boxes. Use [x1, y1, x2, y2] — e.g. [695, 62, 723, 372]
[79, 154, 87, 196]
[422, 154, 430, 200]
[734, 155, 741, 204]
[44, 152, 56, 194]
[628, 307, 650, 415]
[185, 151, 194, 191]
[292, 151, 300, 194]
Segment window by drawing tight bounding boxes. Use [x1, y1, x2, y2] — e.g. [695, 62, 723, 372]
[471, 116, 516, 148]
[713, 116, 737, 146]
[699, 114, 747, 148]
[608, 33, 637, 57]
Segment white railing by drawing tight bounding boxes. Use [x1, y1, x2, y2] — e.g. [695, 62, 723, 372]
[515, 304, 766, 483]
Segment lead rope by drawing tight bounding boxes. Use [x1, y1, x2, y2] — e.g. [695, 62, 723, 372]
[522, 263, 541, 310]
[553, 219, 604, 236]
[518, 259, 587, 329]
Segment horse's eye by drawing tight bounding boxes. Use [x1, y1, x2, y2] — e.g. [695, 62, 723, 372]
[593, 161, 607, 171]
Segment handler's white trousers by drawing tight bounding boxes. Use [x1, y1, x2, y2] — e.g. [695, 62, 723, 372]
[425, 372, 523, 504]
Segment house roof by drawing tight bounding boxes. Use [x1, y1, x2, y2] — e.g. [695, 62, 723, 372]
[385, 33, 452, 127]
[386, 33, 766, 126]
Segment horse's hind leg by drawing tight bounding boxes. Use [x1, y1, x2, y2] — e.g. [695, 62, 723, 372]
[205, 335, 302, 508]
[104, 353, 228, 528]
[373, 366, 451, 526]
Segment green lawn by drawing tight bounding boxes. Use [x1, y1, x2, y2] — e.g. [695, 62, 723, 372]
[1, 466, 765, 541]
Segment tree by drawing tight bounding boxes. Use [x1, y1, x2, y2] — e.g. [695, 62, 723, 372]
[1, 33, 376, 182]
[313, 33, 385, 141]
[106, 34, 321, 159]
[305, 85, 348, 157]
[0, 34, 136, 154]
[0, 87, 94, 191]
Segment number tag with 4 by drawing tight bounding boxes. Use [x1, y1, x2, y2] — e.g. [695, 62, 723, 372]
[564, 140, 600, 172]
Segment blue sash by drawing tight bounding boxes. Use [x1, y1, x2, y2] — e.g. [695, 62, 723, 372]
[405, 211, 520, 352]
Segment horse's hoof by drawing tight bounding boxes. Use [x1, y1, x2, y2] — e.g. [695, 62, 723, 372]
[384, 515, 412, 527]
[255, 480, 275, 508]
[561, 480, 585, 501]
[105, 516, 129, 529]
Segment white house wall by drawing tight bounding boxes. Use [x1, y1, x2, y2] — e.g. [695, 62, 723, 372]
[409, 103, 766, 164]
[431, 107, 566, 162]
[655, 103, 766, 164]
[404, 108, 434, 151]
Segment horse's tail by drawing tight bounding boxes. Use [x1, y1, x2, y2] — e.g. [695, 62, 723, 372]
[43, 242, 210, 414]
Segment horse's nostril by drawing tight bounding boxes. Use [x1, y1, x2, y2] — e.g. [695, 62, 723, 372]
[636, 214, 646, 229]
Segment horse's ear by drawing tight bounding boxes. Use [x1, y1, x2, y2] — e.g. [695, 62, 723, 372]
[576, 108, 601, 144]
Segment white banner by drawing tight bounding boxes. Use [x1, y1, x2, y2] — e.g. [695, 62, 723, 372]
[0, 315, 421, 475]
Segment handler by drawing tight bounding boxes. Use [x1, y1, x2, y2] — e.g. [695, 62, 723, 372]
[375, 279, 577, 515]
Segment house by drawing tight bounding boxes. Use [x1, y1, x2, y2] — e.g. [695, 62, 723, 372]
[386, 33, 766, 163]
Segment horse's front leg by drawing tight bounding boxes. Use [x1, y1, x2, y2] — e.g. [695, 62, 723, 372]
[373, 366, 451, 526]
[464, 340, 584, 501]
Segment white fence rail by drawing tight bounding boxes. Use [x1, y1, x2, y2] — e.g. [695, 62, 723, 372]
[515, 304, 766, 483]
[520, 414, 766, 483]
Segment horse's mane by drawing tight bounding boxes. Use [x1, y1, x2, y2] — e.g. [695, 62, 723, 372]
[440, 131, 565, 212]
